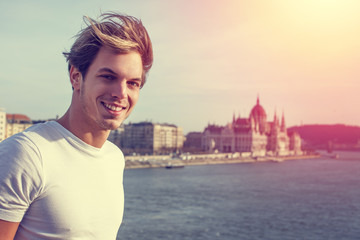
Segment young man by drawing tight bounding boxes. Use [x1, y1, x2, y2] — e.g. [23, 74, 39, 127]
[0, 12, 153, 239]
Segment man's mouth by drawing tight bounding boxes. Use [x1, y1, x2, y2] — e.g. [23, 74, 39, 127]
[103, 102, 125, 112]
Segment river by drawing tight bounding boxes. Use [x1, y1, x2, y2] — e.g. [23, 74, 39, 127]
[117, 151, 360, 240]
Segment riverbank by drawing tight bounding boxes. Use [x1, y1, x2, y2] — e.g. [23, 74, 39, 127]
[124, 153, 320, 169]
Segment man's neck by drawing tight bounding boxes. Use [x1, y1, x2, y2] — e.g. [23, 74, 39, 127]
[57, 110, 110, 149]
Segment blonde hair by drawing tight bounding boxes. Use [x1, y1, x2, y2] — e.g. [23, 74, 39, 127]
[63, 12, 153, 88]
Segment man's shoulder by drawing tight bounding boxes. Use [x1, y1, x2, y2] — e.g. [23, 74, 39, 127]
[0, 129, 39, 155]
[0, 121, 59, 160]
[0, 125, 44, 178]
[23, 121, 58, 138]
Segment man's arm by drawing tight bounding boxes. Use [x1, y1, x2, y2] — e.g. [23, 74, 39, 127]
[0, 220, 19, 240]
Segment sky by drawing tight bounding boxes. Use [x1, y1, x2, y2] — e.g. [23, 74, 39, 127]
[0, 0, 359, 134]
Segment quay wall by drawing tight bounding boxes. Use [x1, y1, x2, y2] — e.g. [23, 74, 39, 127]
[124, 153, 320, 169]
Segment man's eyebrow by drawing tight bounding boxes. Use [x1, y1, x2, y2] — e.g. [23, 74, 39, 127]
[97, 67, 118, 75]
[97, 67, 141, 81]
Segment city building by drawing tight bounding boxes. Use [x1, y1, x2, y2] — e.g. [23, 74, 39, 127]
[0, 109, 6, 142]
[288, 131, 302, 155]
[6, 114, 33, 138]
[109, 122, 185, 155]
[107, 124, 125, 149]
[202, 97, 302, 156]
[183, 132, 203, 153]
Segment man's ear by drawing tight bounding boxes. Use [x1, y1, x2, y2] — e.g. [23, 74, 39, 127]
[69, 66, 83, 91]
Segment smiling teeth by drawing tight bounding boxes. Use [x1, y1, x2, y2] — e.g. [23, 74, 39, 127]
[104, 103, 123, 111]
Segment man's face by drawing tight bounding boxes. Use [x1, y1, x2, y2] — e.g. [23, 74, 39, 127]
[73, 47, 143, 131]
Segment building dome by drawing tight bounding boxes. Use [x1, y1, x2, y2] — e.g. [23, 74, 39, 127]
[249, 96, 267, 134]
[249, 97, 267, 120]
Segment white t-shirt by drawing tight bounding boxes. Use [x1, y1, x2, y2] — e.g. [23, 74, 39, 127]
[0, 121, 125, 239]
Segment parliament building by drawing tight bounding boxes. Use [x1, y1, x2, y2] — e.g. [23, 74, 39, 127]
[201, 97, 302, 156]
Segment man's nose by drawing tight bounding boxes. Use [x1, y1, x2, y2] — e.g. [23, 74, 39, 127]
[112, 81, 127, 99]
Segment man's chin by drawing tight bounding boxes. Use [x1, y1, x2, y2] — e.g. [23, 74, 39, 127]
[101, 111, 131, 130]
[99, 119, 123, 131]
[108, 122, 123, 130]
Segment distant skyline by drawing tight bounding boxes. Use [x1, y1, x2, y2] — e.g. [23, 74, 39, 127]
[1, 0, 359, 134]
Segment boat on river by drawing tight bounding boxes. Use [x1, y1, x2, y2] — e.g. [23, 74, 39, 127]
[165, 163, 185, 169]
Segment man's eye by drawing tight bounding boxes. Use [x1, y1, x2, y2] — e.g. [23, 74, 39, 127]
[128, 81, 140, 88]
[101, 75, 115, 80]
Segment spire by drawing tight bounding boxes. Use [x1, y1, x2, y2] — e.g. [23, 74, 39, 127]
[273, 109, 280, 128]
[257, 94, 260, 105]
[281, 110, 286, 132]
[273, 109, 277, 122]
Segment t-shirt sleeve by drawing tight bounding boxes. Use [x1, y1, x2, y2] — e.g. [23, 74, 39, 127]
[0, 135, 43, 222]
